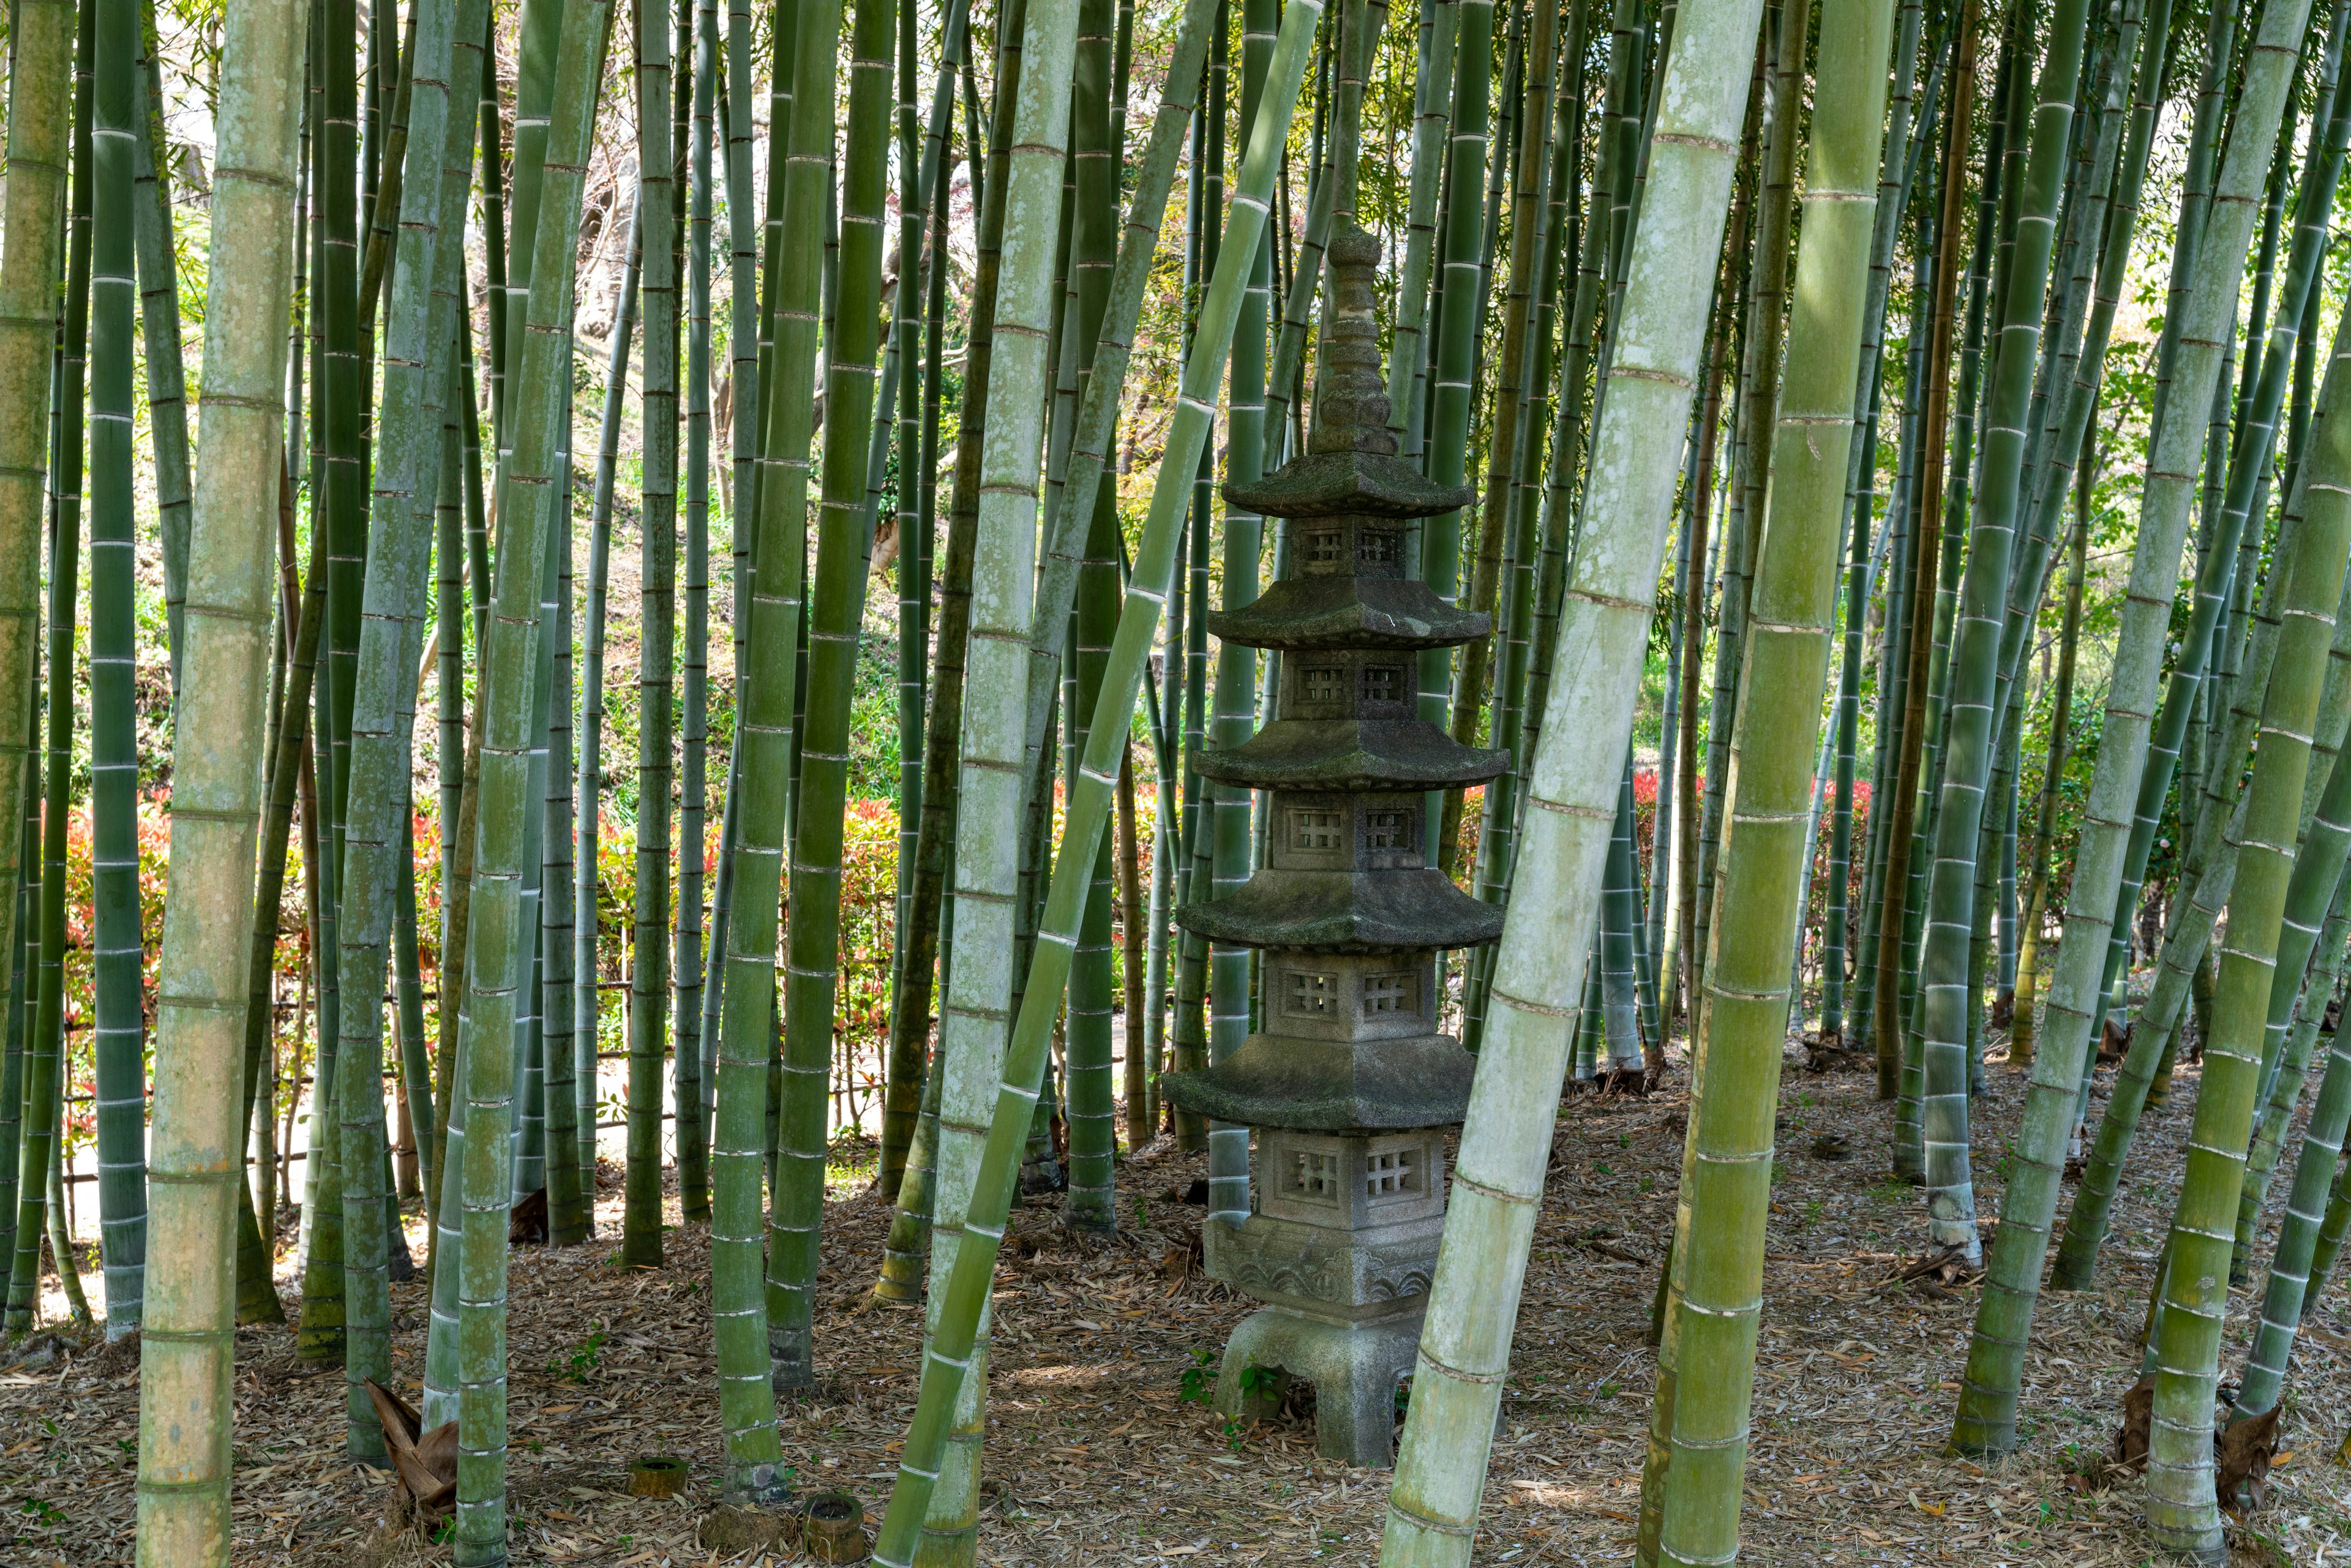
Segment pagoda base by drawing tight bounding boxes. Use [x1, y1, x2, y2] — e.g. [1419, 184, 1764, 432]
[1211, 1301, 1423, 1469]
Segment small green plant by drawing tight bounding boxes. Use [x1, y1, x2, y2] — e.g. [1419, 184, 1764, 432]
[20, 1496, 60, 1525]
[1179, 1346, 1216, 1404]
[1638, 1175, 1655, 1193]
[1221, 1415, 1247, 1452]
[549, 1326, 609, 1384]
[1593, 1161, 1614, 1176]
[1134, 1196, 1148, 1228]
[1238, 1364, 1280, 1401]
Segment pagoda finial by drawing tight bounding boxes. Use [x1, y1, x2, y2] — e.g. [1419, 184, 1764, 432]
[1310, 223, 1397, 457]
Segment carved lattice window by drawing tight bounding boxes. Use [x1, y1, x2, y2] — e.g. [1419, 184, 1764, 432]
[1303, 666, 1347, 703]
[1292, 810, 1345, 850]
[1307, 529, 1346, 565]
[1285, 970, 1341, 1015]
[1287, 1150, 1343, 1200]
[1365, 809, 1412, 851]
[1365, 1149, 1419, 1198]
[1359, 528, 1399, 564]
[1363, 972, 1415, 1015]
[1360, 664, 1403, 702]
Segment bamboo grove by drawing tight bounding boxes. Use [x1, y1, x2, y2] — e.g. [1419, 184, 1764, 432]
[7, 0, 2351, 1556]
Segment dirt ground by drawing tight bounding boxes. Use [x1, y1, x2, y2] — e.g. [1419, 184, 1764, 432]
[7, 1029, 2351, 1566]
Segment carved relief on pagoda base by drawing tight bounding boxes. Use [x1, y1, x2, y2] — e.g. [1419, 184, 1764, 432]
[1203, 1204, 1445, 1325]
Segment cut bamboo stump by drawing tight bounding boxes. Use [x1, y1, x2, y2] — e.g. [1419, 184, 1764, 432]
[803, 1492, 870, 1561]
[628, 1455, 691, 1498]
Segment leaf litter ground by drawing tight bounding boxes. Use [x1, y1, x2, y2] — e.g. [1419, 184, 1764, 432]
[7, 1032, 2351, 1564]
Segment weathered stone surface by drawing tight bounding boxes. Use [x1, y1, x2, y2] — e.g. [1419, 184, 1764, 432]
[1205, 1204, 1443, 1319]
[1222, 448, 1473, 519]
[1160, 1030, 1474, 1128]
[1207, 573, 1491, 651]
[1172, 867, 1503, 952]
[1191, 719, 1507, 792]
[1212, 1302, 1422, 1468]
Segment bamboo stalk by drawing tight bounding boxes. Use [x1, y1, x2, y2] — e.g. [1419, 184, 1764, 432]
[873, 6, 1321, 1555]
[1378, 0, 1766, 1550]
[132, 0, 308, 1545]
[1960, 0, 2321, 1447]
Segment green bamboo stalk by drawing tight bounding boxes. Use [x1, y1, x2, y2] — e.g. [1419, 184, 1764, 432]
[682, 0, 718, 1173]
[131, 0, 192, 705]
[0, 0, 72, 1225]
[2075, 0, 2238, 1036]
[2142, 335, 2350, 1562]
[1377, 0, 1766, 1551]
[1056, 0, 1130, 1236]
[448, 0, 617, 1551]
[1877, 8, 1973, 1146]
[132, 0, 307, 1546]
[883, 0, 928, 1202]
[0, 746, 34, 1281]
[2048, 0, 2345, 1283]
[1911, 0, 2095, 1261]
[573, 212, 638, 1242]
[332, 0, 466, 1454]
[89, 0, 149, 1338]
[661, 0, 705, 1229]
[1690, 0, 1805, 999]
[624, 0, 679, 1274]
[2011, 465, 2091, 1070]
[296, 0, 369, 1362]
[2237, 879, 2351, 1417]
[1649, 0, 1894, 1550]
[231, 480, 325, 1327]
[873, 11, 1319, 1559]
[1410, 0, 1494, 850]
[7, 7, 92, 1338]
[763, 0, 898, 1386]
[48, 1133, 91, 1324]
[704, 0, 841, 1468]
[1957, 0, 2321, 1449]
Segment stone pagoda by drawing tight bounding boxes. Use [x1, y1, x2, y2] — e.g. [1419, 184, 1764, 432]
[1163, 221, 1506, 1468]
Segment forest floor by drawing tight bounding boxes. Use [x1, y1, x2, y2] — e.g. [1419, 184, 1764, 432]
[8, 1023, 2351, 1566]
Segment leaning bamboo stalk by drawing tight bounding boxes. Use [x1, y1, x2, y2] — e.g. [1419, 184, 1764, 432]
[2049, 0, 2344, 1255]
[873, 7, 1321, 1558]
[1649, 0, 1895, 1552]
[1954, 0, 2320, 1451]
[1375, 0, 1766, 1551]
[2142, 354, 2351, 1559]
[1911, 0, 2096, 1262]
[131, 0, 192, 703]
[133, 0, 308, 1548]
[1690, 0, 1805, 999]
[2235, 870, 2351, 1417]
[2011, 475, 2092, 1070]
[332, 0, 462, 1457]
[448, 0, 617, 1548]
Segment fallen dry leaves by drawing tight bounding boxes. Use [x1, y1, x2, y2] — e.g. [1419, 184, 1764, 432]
[5, 1022, 2351, 1564]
